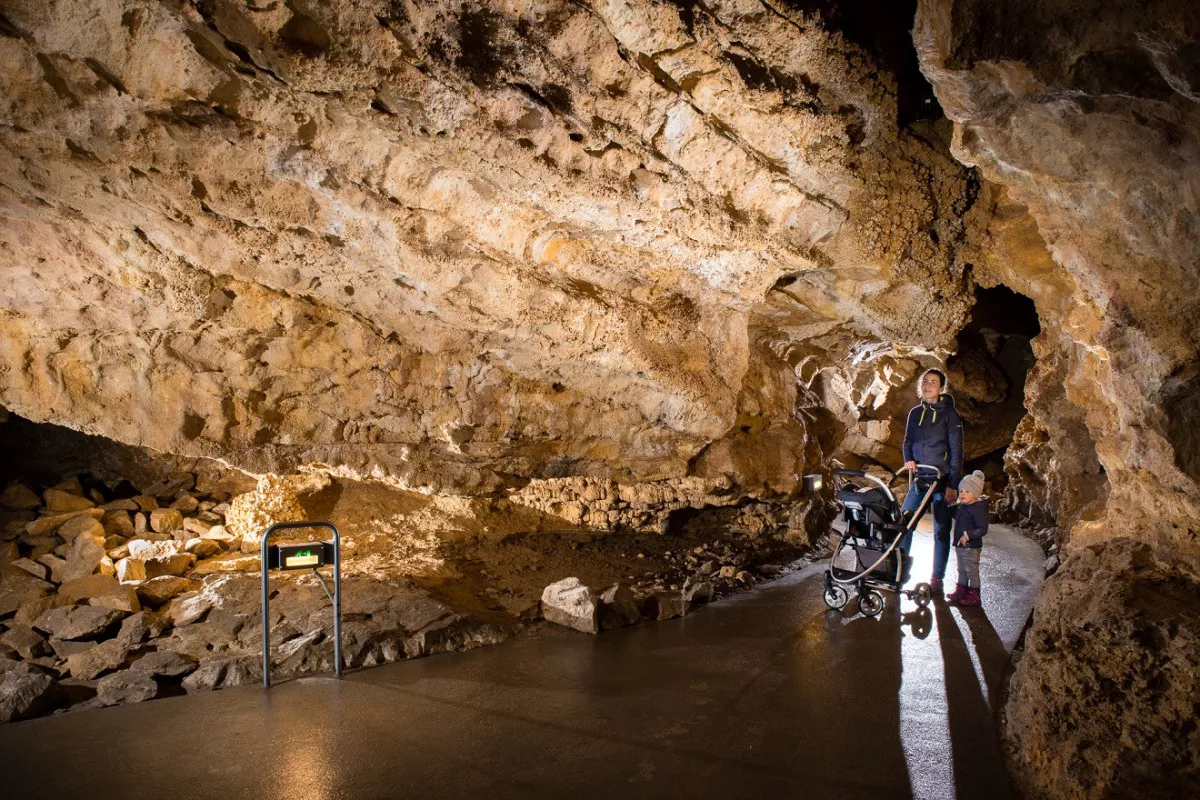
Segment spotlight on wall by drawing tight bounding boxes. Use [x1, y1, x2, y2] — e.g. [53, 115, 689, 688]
[803, 474, 823, 493]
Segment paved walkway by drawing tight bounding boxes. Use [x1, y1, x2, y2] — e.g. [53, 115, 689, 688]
[0, 524, 1044, 800]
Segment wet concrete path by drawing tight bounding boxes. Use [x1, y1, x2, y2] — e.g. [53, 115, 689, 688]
[0, 524, 1044, 800]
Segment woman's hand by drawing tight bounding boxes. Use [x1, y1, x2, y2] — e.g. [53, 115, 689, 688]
[945, 488, 958, 504]
[903, 461, 917, 473]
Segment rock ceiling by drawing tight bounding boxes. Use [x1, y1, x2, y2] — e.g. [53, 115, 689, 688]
[0, 0, 980, 491]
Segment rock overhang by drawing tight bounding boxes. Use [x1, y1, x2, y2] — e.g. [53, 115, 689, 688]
[0, 0, 981, 491]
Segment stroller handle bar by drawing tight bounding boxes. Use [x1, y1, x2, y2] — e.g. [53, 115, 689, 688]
[833, 469, 869, 478]
[899, 464, 943, 478]
[833, 469, 896, 505]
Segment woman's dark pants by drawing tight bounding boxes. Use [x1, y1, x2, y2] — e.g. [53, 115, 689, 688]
[898, 480, 954, 581]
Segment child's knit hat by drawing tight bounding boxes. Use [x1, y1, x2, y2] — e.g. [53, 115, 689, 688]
[958, 470, 985, 497]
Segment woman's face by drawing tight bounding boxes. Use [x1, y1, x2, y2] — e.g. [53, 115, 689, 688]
[920, 372, 943, 402]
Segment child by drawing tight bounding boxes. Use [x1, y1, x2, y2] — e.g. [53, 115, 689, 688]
[948, 470, 988, 606]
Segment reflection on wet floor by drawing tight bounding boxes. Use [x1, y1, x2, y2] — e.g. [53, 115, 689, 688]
[901, 527, 956, 800]
[895, 523, 1019, 799]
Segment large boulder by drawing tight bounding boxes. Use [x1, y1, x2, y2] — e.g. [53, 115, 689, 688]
[8, 558, 47, 581]
[94, 669, 159, 706]
[65, 639, 131, 680]
[127, 539, 188, 560]
[100, 511, 135, 539]
[148, 509, 183, 535]
[0, 566, 54, 618]
[540, 578, 600, 634]
[114, 610, 171, 647]
[183, 538, 221, 559]
[24, 509, 103, 538]
[126, 540, 196, 578]
[598, 584, 642, 630]
[131, 649, 198, 678]
[227, 476, 306, 552]
[166, 592, 212, 628]
[182, 655, 260, 693]
[0, 662, 56, 723]
[58, 574, 141, 613]
[12, 593, 72, 628]
[0, 625, 51, 660]
[57, 515, 105, 544]
[35, 554, 66, 584]
[34, 604, 126, 640]
[136, 576, 202, 608]
[643, 592, 686, 621]
[165, 574, 262, 629]
[0, 483, 41, 510]
[114, 557, 146, 583]
[60, 532, 108, 584]
[42, 488, 94, 514]
[144, 554, 196, 579]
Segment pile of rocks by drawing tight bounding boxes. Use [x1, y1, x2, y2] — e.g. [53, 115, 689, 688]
[1, 472, 238, 613]
[509, 476, 740, 534]
[540, 535, 831, 635]
[0, 473, 505, 723]
[619, 541, 761, 601]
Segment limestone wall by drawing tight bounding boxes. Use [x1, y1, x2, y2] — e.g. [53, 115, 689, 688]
[915, 1, 1200, 795]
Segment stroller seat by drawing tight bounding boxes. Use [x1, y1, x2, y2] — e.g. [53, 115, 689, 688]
[837, 486, 898, 527]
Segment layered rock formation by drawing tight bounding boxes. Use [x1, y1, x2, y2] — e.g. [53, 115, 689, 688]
[0, 0, 980, 494]
[915, 1, 1200, 796]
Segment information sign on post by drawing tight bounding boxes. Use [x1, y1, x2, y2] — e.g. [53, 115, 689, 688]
[260, 521, 342, 688]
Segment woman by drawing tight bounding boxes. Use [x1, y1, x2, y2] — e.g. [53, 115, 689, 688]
[900, 368, 964, 596]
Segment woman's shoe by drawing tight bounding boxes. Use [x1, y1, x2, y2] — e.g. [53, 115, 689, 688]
[930, 577, 944, 596]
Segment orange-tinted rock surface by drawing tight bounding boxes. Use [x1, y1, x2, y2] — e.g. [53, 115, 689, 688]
[917, 1, 1200, 796]
[0, 0, 978, 494]
[1, 0, 1199, 793]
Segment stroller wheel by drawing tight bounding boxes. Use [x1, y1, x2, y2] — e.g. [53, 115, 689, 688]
[858, 590, 885, 617]
[824, 583, 849, 609]
[912, 582, 932, 608]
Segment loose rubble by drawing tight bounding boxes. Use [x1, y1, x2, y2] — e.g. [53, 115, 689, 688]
[1, 467, 828, 723]
[0, 470, 516, 722]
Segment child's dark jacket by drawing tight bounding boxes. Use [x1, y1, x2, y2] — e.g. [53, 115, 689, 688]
[953, 499, 989, 549]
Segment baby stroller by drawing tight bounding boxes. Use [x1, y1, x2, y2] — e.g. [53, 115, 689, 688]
[822, 464, 941, 616]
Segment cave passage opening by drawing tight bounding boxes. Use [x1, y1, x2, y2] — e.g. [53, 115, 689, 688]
[778, 0, 942, 127]
[953, 284, 1040, 495]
